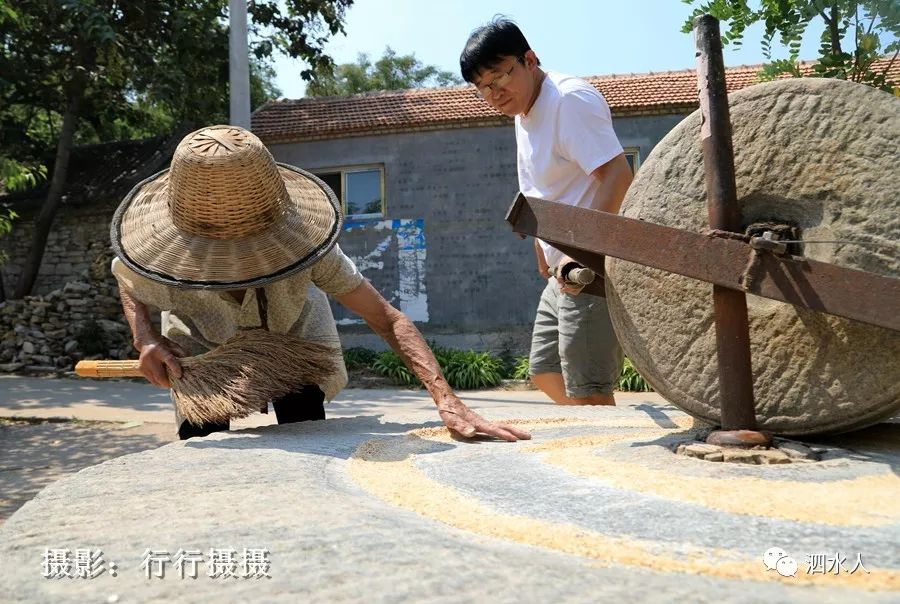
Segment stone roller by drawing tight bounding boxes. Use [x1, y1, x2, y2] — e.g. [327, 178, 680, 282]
[604, 77, 899, 436]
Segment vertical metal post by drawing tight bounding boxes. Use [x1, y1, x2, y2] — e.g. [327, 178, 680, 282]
[229, 0, 252, 129]
[695, 15, 765, 440]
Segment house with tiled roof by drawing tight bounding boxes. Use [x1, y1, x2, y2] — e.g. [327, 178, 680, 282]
[252, 58, 898, 143]
[254, 61, 900, 350]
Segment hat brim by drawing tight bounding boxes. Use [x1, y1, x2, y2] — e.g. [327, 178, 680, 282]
[110, 163, 343, 290]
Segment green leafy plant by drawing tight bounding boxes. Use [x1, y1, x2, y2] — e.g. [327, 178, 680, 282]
[371, 350, 421, 387]
[368, 345, 651, 392]
[1, 158, 47, 193]
[370, 344, 507, 390]
[681, 1, 900, 93]
[442, 350, 505, 390]
[0, 207, 17, 267]
[510, 355, 531, 380]
[504, 355, 653, 392]
[307, 46, 462, 96]
[618, 357, 654, 393]
[343, 347, 379, 370]
[1, 0, 353, 298]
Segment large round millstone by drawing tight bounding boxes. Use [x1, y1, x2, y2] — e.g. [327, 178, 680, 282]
[606, 78, 900, 435]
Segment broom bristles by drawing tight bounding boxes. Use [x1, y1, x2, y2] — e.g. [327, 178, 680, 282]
[170, 329, 340, 426]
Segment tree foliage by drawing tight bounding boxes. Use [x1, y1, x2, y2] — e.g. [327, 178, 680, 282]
[0, 0, 353, 296]
[0, 207, 16, 248]
[1, 0, 352, 170]
[0, 206, 17, 299]
[307, 46, 461, 96]
[681, 1, 899, 91]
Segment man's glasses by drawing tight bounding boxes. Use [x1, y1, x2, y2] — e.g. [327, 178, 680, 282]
[474, 63, 517, 100]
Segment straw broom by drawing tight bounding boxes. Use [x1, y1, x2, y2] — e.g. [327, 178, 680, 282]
[75, 329, 339, 426]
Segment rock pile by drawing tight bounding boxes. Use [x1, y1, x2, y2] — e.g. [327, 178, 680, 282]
[0, 274, 134, 374]
[674, 437, 832, 464]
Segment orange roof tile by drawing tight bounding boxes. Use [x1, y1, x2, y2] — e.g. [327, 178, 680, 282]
[252, 59, 898, 143]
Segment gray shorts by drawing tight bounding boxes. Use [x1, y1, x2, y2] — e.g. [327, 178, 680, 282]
[529, 279, 623, 398]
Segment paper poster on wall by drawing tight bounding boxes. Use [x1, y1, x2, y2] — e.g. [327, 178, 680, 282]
[333, 218, 428, 324]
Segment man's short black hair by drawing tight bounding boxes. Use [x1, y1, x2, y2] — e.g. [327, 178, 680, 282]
[459, 16, 537, 83]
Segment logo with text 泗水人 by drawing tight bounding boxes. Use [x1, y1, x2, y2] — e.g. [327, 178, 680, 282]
[763, 547, 798, 577]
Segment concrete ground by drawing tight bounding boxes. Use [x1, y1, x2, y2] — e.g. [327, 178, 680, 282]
[0, 374, 897, 603]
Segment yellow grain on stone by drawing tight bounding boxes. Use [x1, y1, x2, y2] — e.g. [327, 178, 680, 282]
[414, 415, 694, 441]
[531, 432, 900, 527]
[348, 424, 899, 591]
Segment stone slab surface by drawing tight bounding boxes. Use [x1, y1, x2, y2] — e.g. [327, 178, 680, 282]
[1, 398, 897, 603]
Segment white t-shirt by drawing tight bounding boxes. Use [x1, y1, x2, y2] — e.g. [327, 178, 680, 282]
[515, 71, 624, 268]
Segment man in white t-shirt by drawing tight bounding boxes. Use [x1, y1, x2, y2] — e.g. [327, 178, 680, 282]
[460, 18, 633, 405]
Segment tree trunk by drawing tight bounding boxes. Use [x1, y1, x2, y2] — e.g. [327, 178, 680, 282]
[12, 83, 83, 299]
[829, 5, 842, 56]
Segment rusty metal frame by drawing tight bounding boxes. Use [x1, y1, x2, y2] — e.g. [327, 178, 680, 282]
[506, 194, 900, 333]
[695, 14, 759, 432]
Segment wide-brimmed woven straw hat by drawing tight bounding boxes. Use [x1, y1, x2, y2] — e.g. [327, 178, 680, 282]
[111, 125, 342, 289]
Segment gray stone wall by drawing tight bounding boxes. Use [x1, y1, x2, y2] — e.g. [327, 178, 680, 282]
[1, 205, 115, 297]
[269, 113, 686, 353]
[614, 113, 687, 168]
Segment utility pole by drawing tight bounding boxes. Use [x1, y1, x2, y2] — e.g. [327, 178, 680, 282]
[229, 0, 251, 129]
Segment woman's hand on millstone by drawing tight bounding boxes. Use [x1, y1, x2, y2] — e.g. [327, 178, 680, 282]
[436, 395, 531, 442]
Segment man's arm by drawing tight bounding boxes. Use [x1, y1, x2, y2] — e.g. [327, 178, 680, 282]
[556, 153, 634, 295]
[119, 287, 183, 388]
[588, 152, 633, 214]
[334, 280, 530, 442]
[534, 239, 551, 279]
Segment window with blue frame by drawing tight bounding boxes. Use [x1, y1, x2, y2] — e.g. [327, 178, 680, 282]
[315, 165, 385, 219]
[624, 148, 641, 173]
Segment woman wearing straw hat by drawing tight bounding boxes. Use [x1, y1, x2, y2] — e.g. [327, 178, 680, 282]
[109, 125, 530, 442]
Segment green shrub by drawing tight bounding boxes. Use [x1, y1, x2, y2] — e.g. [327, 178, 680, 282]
[510, 355, 530, 380]
[370, 344, 506, 390]
[442, 350, 504, 390]
[343, 347, 379, 370]
[371, 351, 420, 387]
[427, 340, 453, 367]
[0, 207, 17, 267]
[506, 355, 653, 392]
[617, 357, 653, 392]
